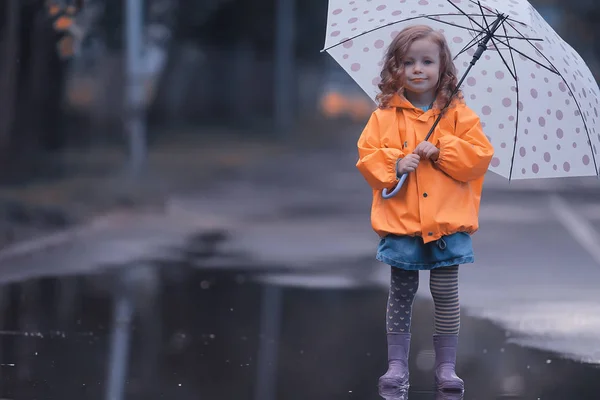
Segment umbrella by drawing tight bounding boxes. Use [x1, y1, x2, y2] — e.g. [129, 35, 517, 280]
[322, 0, 600, 198]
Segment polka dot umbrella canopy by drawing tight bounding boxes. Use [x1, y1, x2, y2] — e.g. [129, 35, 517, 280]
[323, 0, 600, 182]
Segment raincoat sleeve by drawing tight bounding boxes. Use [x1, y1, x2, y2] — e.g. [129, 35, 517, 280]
[356, 112, 406, 190]
[434, 105, 494, 183]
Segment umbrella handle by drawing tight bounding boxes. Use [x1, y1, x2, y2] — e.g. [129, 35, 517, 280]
[382, 173, 408, 199]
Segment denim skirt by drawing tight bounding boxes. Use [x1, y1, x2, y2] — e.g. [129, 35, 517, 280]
[376, 232, 474, 270]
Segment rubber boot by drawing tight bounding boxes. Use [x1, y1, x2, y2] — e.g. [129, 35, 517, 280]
[378, 333, 411, 390]
[433, 334, 464, 392]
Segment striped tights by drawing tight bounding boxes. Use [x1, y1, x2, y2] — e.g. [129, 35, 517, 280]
[386, 265, 460, 334]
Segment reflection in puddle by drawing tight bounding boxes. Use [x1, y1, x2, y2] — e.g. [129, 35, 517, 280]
[379, 388, 465, 400]
[0, 266, 598, 399]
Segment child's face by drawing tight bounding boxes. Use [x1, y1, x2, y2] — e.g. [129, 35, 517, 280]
[401, 38, 441, 99]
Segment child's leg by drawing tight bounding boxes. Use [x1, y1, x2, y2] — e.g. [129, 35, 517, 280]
[387, 267, 419, 333]
[429, 265, 460, 334]
[429, 265, 463, 392]
[379, 267, 418, 390]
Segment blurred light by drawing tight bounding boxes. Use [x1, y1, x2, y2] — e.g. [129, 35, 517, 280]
[54, 15, 74, 31]
[46, 0, 85, 59]
[319, 91, 374, 121]
[48, 4, 61, 17]
[58, 36, 76, 58]
[321, 92, 346, 117]
[66, 78, 95, 108]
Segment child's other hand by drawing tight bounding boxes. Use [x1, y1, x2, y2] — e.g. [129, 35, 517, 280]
[413, 141, 440, 161]
[397, 154, 420, 175]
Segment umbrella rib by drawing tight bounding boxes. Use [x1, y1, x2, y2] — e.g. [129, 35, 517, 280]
[443, 2, 541, 50]
[323, 13, 504, 52]
[502, 24, 520, 181]
[424, 16, 537, 42]
[454, 30, 486, 60]
[446, 0, 486, 32]
[461, 1, 541, 43]
[509, 24, 598, 173]
[503, 21, 561, 74]
[491, 34, 542, 41]
[453, 32, 540, 62]
[435, 3, 544, 43]
[489, 37, 517, 81]
[323, 13, 541, 52]
[477, 1, 493, 33]
[554, 86, 600, 175]
[423, 16, 487, 36]
[505, 20, 599, 175]
[468, 0, 529, 26]
[490, 36, 560, 75]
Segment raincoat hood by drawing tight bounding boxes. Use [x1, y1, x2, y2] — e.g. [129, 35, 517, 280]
[388, 93, 427, 110]
[388, 93, 461, 115]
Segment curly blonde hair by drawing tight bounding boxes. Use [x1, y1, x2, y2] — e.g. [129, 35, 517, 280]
[376, 25, 462, 111]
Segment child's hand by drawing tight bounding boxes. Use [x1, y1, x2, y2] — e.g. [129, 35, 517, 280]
[413, 141, 440, 161]
[397, 154, 420, 175]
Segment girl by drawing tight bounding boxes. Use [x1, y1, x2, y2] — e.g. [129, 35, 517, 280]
[356, 25, 494, 392]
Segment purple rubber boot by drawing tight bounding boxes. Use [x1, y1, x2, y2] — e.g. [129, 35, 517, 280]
[378, 333, 411, 390]
[433, 334, 464, 392]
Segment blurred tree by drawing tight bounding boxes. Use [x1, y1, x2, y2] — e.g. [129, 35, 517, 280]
[148, 0, 236, 122]
[0, 0, 20, 159]
[0, 0, 85, 182]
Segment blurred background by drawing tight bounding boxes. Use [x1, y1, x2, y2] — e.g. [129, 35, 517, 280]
[0, 0, 599, 399]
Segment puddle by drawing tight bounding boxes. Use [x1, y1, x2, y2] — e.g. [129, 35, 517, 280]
[0, 266, 598, 399]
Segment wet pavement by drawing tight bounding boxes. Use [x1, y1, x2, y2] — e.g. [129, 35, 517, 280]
[0, 131, 598, 399]
[0, 263, 599, 400]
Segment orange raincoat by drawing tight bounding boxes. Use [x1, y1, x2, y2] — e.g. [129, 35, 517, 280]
[356, 94, 494, 243]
